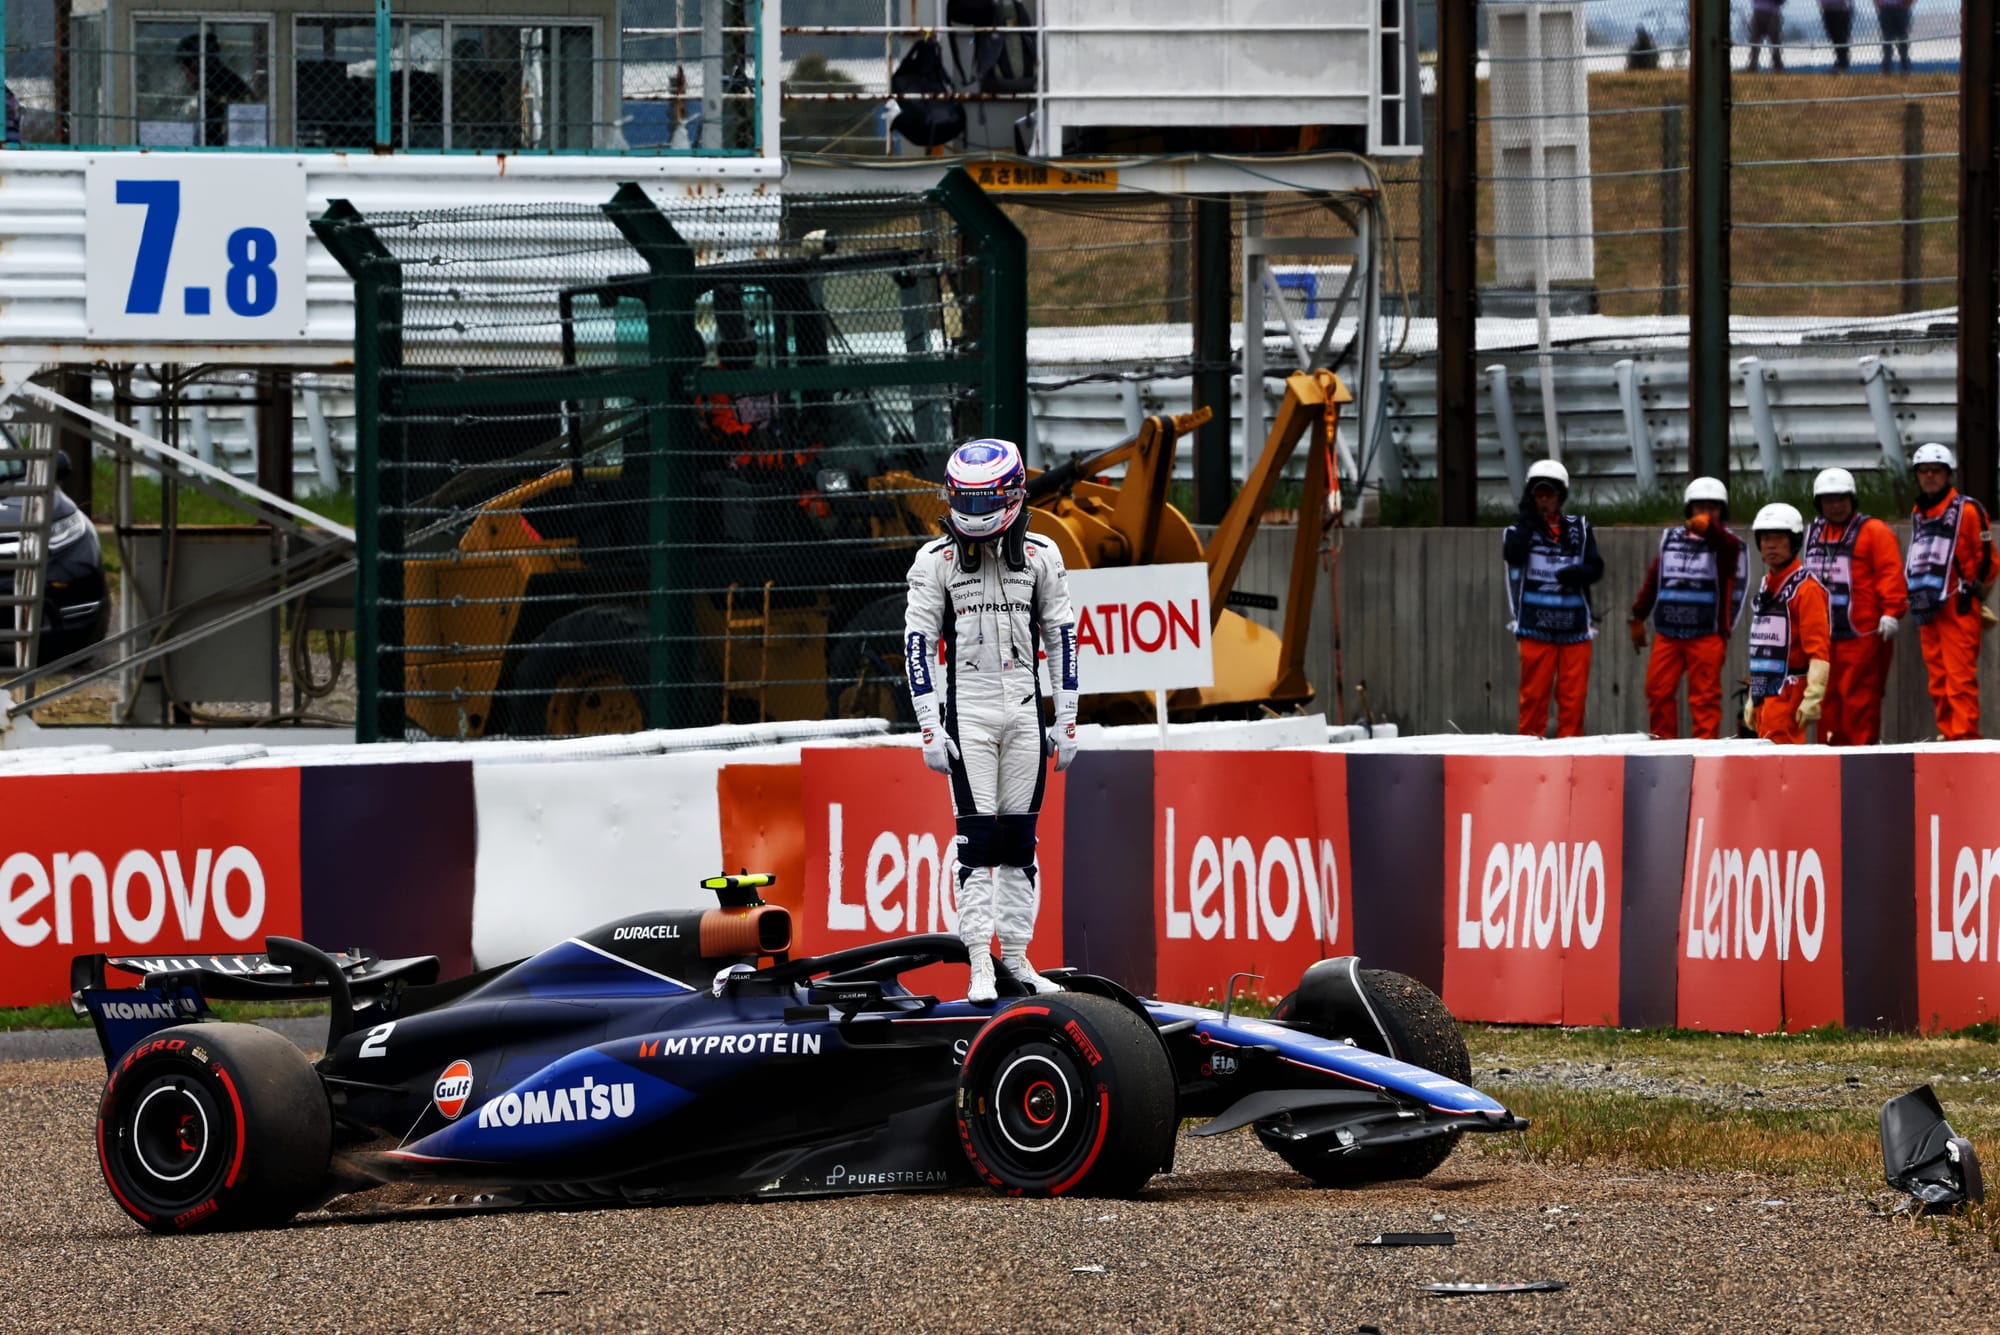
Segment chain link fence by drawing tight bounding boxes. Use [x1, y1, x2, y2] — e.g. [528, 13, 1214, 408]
[1383, 0, 1968, 511]
[0, 0, 762, 151]
[315, 177, 1020, 740]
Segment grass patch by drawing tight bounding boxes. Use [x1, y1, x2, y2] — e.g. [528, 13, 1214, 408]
[86, 459, 355, 529]
[1481, 1085, 1881, 1182]
[0, 1000, 330, 1032]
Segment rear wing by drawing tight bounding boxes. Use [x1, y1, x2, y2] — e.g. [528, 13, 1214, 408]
[71, 938, 442, 1070]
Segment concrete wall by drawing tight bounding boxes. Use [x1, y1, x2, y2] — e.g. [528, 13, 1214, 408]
[1236, 523, 1979, 742]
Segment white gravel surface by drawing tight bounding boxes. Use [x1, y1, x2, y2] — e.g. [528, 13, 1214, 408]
[5, 1053, 2000, 1332]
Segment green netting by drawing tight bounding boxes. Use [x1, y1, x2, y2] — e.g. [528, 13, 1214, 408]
[316, 175, 1023, 740]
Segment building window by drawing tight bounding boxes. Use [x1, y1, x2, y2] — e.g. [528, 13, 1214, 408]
[294, 16, 595, 151]
[134, 18, 272, 147]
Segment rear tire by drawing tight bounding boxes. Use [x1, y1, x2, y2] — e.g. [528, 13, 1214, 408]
[956, 994, 1175, 1197]
[1267, 970, 1471, 1187]
[97, 1023, 332, 1233]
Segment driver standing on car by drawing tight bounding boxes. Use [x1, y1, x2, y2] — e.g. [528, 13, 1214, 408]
[904, 439, 1079, 1004]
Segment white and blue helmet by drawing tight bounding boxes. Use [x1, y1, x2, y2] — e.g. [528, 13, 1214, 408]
[944, 438, 1027, 540]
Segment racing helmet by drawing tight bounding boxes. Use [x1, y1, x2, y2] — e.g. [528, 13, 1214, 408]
[944, 438, 1027, 542]
[1751, 502, 1806, 556]
[1683, 475, 1729, 519]
[1524, 458, 1569, 505]
[1912, 442, 1957, 471]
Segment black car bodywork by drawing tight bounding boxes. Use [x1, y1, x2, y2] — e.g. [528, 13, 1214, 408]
[75, 876, 1526, 1233]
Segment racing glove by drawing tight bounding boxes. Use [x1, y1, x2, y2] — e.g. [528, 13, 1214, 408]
[1045, 689, 1079, 772]
[914, 698, 958, 775]
[1877, 614, 1900, 640]
[1796, 659, 1831, 725]
[1627, 619, 1647, 655]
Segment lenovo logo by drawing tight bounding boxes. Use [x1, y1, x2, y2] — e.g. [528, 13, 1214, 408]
[1454, 814, 1608, 952]
[1161, 807, 1340, 943]
[824, 804, 960, 935]
[0, 847, 268, 949]
[1927, 815, 2000, 963]
[1682, 818, 1827, 963]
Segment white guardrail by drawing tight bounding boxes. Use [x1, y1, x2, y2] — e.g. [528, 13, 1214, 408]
[41, 312, 1962, 500]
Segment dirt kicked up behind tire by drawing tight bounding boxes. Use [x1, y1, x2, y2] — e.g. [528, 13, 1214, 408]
[955, 993, 1177, 1197]
[1265, 969, 1473, 1187]
[97, 1023, 332, 1234]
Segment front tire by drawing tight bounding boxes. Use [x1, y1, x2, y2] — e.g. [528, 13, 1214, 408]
[1266, 970, 1471, 1187]
[956, 994, 1175, 1197]
[97, 1023, 332, 1233]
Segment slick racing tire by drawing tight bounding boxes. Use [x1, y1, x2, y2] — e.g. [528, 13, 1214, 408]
[956, 994, 1175, 1197]
[97, 1023, 332, 1233]
[1266, 970, 1472, 1188]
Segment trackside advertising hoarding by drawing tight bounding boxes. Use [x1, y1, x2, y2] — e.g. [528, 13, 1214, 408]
[1913, 754, 2000, 1032]
[1152, 752, 1352, 1001]
[1443, 756, 1624, 1026]
[0, 770, 303, 1007]
[1677, 755, 1844, 1034]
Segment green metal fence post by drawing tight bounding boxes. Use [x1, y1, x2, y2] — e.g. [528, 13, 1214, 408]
[374, 0, 393, 150]
[601, 182, 699, 727]
[311, 200, 403, 742]
[931, 167, 1028, 446]
[0, 0, 9, 127]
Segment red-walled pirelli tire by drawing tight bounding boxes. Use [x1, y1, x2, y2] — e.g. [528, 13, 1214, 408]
[96, 1023, 332, 1234]
[956, 994, 1176, 1198]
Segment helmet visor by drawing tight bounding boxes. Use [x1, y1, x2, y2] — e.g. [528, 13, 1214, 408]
[947, 487, 1019, 516]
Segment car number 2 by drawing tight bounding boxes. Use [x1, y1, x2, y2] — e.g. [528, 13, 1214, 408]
[359, 1021, 396, 1058]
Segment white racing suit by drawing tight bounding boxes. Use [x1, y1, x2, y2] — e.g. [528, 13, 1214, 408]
[904, 527, 1078, 993]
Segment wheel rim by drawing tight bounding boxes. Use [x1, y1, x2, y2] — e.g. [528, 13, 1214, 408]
[114, 1073, 228, 1212]
[966, 1035, 1095, 1183]
[545, 669, 644, 735]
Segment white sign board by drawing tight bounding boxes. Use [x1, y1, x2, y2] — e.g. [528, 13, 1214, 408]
[1063, 562, 1214, 695]
[85, 157, 308, 341]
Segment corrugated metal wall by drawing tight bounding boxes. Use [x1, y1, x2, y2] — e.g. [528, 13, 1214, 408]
[1234, 522, 1980, 743]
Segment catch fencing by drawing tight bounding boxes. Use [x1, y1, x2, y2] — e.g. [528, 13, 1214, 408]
[315, 174, 1022, 742]
[1418, 0, 1966, 507]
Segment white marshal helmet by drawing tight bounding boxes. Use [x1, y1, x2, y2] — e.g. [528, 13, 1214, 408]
[1751, 502, 1806, 546]
[943, 438, 1027, 540]
[1812, 467, 1858, 500]
[1912, 442, 1957, 471]
[1525, 458, 1569, 498]
[1683, 475, 1728, 516]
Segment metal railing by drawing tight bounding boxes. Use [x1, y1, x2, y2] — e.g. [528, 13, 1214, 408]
[0, 0, 768, 154]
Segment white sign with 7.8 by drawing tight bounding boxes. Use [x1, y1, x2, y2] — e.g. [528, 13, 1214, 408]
[84, 157, 308, 341]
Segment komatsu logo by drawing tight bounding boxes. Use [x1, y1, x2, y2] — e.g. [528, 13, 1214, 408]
[476, 1076, 636, 1128]
[612, 925, 681, 941]
[98, 1000, 179, 1021]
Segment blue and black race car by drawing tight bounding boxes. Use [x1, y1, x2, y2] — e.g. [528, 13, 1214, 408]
[71, 875, 1527, 1234]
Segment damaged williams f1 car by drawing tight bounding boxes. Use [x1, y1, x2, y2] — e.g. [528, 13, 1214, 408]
[72, 875, 1527, 1233]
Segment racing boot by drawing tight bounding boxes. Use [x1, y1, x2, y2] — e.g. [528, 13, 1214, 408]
[993, 866, 1057, 993]
[967, 952, 998, 1005]
[999, 955, 1061, 995]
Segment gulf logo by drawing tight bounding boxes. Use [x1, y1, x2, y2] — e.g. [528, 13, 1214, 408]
[433, 1060, 475, 1120]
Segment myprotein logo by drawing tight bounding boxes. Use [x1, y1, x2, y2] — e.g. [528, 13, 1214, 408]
[0, 847, 268, 949]
[1927, 814, 2000, 963]
[825, 803, 961, 936]
[1161, 807, 1340, 943]
[1683, 818, 1827, 963]
[1454, 813, 1607, 952]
